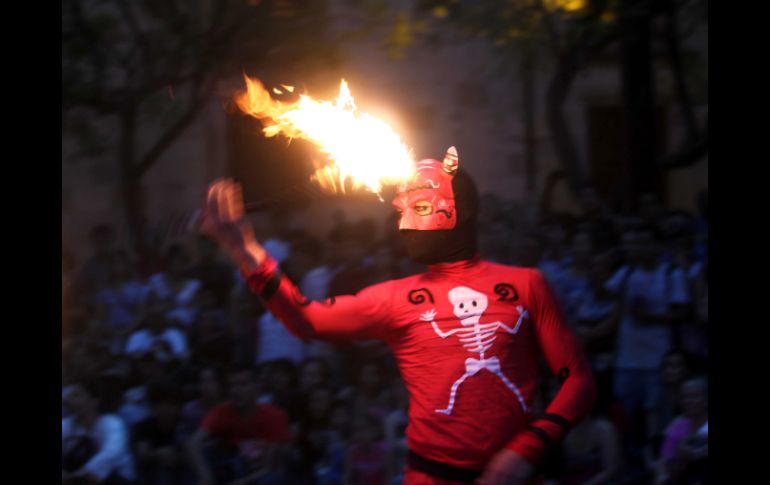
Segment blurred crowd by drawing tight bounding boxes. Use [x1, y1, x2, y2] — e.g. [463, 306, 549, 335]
[62, 186, 708, 485]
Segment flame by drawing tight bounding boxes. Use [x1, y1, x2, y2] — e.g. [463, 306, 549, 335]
[234, 76, 416, 195]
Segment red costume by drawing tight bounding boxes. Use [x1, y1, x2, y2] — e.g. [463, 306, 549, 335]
[241, 148, 595, 483]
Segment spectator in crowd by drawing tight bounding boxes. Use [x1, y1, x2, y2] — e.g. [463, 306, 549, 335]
[125, 311, 188, 361]
[605, 227, 691, 479]
[132, 380, 188, 484]
[344, 413, 390, 485]
[94, 251, 149, 351]
[298, 357, 332, 395]
[257, 358, 303, 420]
[659, 377, 708, 485]
[188, 235, 236, 309]
[383, 377, 409, 485]
[180, 366, 225, 439]
[558, 403, 622, 485]
[189, 365, 291, 485]
[190, 309, 235, 369]
[147, 244, 202, 327]
[572, 252, 621, 410]
[62, 379, 136, 484]
[75, 224, 120, 306]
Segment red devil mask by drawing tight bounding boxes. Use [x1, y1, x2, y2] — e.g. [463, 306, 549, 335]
[393, 146, 459, 231]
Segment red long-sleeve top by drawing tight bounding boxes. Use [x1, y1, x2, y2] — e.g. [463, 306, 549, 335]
[245, 255, 595, 470]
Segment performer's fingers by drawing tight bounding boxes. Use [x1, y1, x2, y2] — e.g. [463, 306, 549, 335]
[232, 182, 245, 220]
[205, 179, 222, 222]
[217, 179, 232, 222]
[224, 179, 244, 221]
[222, 178, 241, 222]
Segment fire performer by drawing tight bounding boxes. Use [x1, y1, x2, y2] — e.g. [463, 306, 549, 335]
[200, 146, 596, 485]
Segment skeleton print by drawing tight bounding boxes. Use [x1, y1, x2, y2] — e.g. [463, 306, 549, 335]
[420, 286, 529, 415]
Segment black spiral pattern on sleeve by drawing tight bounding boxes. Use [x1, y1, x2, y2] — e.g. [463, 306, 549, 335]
[494, 283, 519, 302]
[408, 288, 435, 305]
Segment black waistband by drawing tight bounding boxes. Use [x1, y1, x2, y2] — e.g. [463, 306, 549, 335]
[407, 450, 483, 483]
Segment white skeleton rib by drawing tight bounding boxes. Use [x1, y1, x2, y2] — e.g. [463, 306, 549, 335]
[425, 291, 531, 416]
[458, 328, 496, 338]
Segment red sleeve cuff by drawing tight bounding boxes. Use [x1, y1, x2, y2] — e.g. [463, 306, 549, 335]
[506, 416, 570, 466]
[241, 257, 280, 296]
[506, 429, 548, 466]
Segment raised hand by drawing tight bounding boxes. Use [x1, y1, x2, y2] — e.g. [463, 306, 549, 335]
[200, 178, 266, 272]
[420, 309, 437, 322]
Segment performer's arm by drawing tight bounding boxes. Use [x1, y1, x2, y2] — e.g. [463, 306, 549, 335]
[242, 255, 392, 341]
[201, 179, 391, 341]
[505, 269, 597, 467]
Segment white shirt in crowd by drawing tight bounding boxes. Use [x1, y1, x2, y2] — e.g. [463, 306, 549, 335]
[62, 415, 136, 481]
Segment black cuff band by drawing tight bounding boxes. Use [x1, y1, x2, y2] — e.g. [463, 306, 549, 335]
[527, 425, 553, 448]
[543, 413, 571, 433]
[261, 271, 282, 299]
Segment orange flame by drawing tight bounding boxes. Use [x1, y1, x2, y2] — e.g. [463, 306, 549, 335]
[234, 76, 416, 195]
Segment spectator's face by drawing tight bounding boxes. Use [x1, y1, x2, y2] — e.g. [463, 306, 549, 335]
[622, 231, 652, 264]
[636, 232, 659, 264]
[269, 368, 293, 393]
[65, 385, 97, 419]
[300, 361, 325, 392]
[571, 233, 593, 264]
[680, 380, 707, 417]
[352, 418, 379, 445]
[198, 313, 220, 338]
[544, 224, 566, 248]
[588, 253, 612, 288]
[662, 353, 688, 385]
[154, 401, 180, 425]
[308, 388, 332, 421]
[390, 378, 408, 408]
[229, 371, 257, 409]
[138, 356, 165, 381]
[329, 406, 349, 435]
[357, 363, 380, 393]
[200, 369, 221, 401]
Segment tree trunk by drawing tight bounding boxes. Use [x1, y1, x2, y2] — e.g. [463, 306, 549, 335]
[521, 47, 537, 194]
[619, 0, 661, 211]
[118, 108, 148, 257]
[546, 53, 585, 199]
[545, 24, 619, 201]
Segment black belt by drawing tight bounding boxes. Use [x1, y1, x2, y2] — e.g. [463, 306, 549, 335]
[407, 450, 483, 483]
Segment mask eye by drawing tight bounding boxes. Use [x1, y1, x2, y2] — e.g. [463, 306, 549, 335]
[413, 201, 433, 216]
[472, 301, 477, 307]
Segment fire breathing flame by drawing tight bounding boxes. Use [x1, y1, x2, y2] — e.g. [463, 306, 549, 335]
[234, 76, 416, 195]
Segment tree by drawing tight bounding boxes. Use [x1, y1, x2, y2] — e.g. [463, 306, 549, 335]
[63, 0, 338, 254]
[401, 0, 707, 210]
